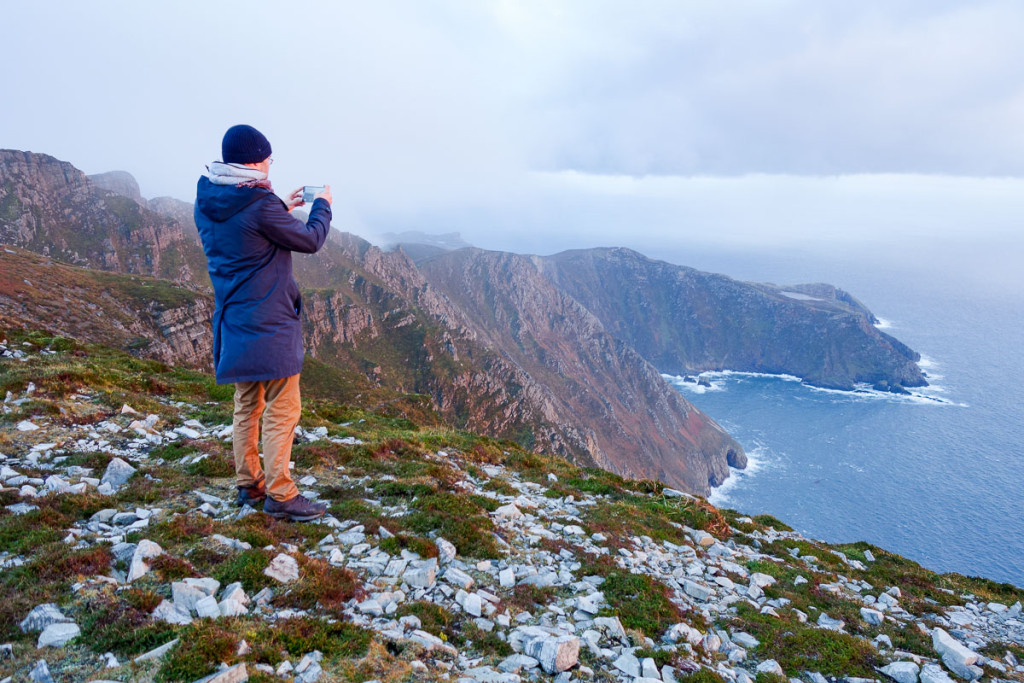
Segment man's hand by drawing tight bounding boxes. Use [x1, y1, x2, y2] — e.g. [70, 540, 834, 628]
[284, 187, 304, 212]
[314, 185, 332, 205]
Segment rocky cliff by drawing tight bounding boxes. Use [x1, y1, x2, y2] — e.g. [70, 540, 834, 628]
[417, 248, 745, 493]
[537, 248, 926, 391]
[0, 248, 213, 369]
[0, 150, 205, 284]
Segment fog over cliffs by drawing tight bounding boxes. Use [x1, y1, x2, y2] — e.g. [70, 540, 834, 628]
[0, 150, 928, 494]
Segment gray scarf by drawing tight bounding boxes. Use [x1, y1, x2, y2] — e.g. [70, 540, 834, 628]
[206, 161, 273, 190]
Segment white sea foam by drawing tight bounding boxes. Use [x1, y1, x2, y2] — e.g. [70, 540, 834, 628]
[874, 317, 894, 330]
[709, 444, 771, 507]
[662, 373, 729, 393]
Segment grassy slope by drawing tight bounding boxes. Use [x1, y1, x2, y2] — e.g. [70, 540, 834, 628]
[1, 330, 1022, 682]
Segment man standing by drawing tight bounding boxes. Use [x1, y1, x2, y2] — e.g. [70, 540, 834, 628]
[195, 124, 332, 521]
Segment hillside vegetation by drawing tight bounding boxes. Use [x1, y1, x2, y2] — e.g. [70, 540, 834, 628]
[1, 330, 1021, 683]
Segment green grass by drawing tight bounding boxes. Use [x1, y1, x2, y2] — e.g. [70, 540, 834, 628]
[726, 602, 881, 677]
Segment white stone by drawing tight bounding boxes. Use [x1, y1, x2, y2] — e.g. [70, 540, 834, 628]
[172, 582, 208, 614]
[218, 599, 248, 617]
[613, 653, 642, 677]
[16, 420, 40, 431]
[749, 572, 777, 588]
[683, 579, 713, 601]
[861, 607, 885, 625]
[29, 659, 54, 683]
[357, 599, 383, 617]
[443, 566, 475, 589]
[264, 553, 300, 583]
[403, 565, 437, 588]
[919, 663, 956, 683]
[436, 537, 457, 564]
[499, 567, 516, 587]
[641, 657, 660, 678]
[37, 622, 80, 648]
[462, 666, 521, 683]
[127, 539, 163, 582]
[932, 628, 979, 671]
[153, 600, 193, 625]
[880, 661, 920, 683]
[756, 659, 784, 676]
[493, 504, 525, 520]
[498, 654, 540, 673]
[195, 595, 221, 618]
[100, 457, 136, 489]
[184, 577, 220, 595]
[463, 593, 483, 617]
[691, 530, 715, 547]
[221, 582, 249, 605]
[732, 632, 760, 649]
[20, 604, 68, 633]
[194, 663, 248, 683]
[817, 612, 845, 631]
[523, 635, 580, 674]
[134, 638, 180, 663]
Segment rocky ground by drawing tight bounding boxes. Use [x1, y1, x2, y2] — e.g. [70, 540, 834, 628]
[1, 331, 1023, 683]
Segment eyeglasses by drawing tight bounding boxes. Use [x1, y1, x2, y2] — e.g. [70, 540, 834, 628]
[268, 158, 274, 165]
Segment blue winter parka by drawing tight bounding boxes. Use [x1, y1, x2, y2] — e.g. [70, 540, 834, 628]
[194, 176, 331, 384]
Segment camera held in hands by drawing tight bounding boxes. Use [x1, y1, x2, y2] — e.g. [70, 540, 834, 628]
[302, 186, 325, 203]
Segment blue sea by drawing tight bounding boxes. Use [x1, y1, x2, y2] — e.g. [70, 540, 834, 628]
[658, 241, 1024, 588]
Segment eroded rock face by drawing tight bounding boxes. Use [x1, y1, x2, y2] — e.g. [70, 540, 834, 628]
[537, 247, 927, 391]
[0, 150, 205, 283]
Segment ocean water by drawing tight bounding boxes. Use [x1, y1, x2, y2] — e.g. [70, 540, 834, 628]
[660, 243, 1024, 588]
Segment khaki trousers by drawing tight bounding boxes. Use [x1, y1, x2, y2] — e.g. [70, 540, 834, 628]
[232, 374, 300, 502]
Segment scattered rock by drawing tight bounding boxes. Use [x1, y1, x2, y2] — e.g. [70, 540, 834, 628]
[100, 457, 136, 489]
[20, 604, 68, 633]
[264, 554, 300, 583]
[127, 539, 163, 582]
[880, 661, 920, 683]
[523, 635, 580, 674]
[194, 662, 248, 683]
[29, 659, 54, 683]
[37, 622, 80, 648]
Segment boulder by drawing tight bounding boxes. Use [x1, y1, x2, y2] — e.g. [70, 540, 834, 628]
[919, 663, 956, 683]
[756, 660, 784, 676]
[880, 661, 920, 683]
[29, 659, 54, 683]
[193, 663, 248, 683]
[523, 635, 579, 674]
[127, 539, 163, 582]
[932, 628, 980, 677]
[100, 457, 137, 489]
[613, 653, 642, 677]
[264, 554, 299, 583]
[861, 607, 885, 625]
[20, 604, 68, 633]
[37, 622, 80, 648]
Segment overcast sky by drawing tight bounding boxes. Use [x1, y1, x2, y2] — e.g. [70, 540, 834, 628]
[2, 1, 1023, 284]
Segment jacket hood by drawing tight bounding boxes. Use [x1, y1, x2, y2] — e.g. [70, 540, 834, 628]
[196, 175, 269, 222]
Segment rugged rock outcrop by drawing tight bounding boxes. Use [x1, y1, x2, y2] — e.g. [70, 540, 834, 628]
[536, 248, 926, 391]
[0, 248, 213, 369]
[417, 248, 745, 493]
[0, 150, 205, 284]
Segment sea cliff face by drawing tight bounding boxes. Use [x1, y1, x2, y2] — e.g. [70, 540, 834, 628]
[537, 248, 926, 391]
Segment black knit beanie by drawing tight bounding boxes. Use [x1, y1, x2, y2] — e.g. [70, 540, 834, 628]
[222, 125, 272, 164]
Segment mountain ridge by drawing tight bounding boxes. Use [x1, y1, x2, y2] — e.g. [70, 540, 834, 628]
[0, 150, 928, 495]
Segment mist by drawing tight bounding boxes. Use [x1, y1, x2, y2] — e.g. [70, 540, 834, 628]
[2, 1, 1023, 294]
